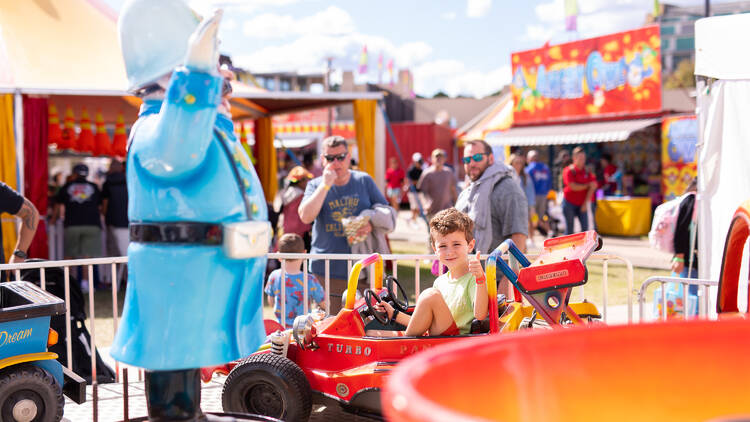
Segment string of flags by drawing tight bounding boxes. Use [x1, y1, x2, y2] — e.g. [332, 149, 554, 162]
[357, 44, 398, 86]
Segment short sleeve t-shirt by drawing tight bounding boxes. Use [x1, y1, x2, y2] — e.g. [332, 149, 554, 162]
[56, 179, 102, 227]
[264, 269, 325, 326]
[385, 168, 405, 189]
[101, 173, 128, 228]
[433, 272, 477, 334]
[304, 171, 389, 279]
[526, 162, 551, 197]
[562, 165, 594, 207]
[0, 182, 24, 265]
[417, 167, 456, 215]
[486, 177, 529, 253]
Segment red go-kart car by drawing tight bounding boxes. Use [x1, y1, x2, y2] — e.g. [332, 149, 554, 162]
[213, 231, 603, 421]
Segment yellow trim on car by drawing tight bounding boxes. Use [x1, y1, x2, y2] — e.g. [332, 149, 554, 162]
[0, 352, 58, 371]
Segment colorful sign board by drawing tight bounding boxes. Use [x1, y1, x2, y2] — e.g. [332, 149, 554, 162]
[661, 115, 697, 200]
[511, 26, 661, 125]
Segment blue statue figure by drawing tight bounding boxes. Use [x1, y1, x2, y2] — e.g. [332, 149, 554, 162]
[112, 1, 271, 420]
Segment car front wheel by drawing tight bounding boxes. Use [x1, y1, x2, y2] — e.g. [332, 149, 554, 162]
[222, 353, 312, 422]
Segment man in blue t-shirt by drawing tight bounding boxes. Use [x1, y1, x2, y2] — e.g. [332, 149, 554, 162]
[300, 136, 389, 313]
[526, 150, 552, 235]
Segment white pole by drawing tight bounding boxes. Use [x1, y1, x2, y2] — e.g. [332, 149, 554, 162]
[13, 91, 24, 194]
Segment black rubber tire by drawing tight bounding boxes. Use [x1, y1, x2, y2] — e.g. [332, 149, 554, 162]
[222, 353, 312, 422]
[0, 364, 64, 422]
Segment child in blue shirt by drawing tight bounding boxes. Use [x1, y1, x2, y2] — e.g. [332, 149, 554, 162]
[265, 233, 326, 326]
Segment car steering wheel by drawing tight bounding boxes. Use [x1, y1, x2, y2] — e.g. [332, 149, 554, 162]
[364, 289, 389, 325]
[385, 275, 409, 313]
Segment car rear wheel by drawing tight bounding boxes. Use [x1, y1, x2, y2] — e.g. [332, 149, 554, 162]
[0, 364, 64, 422]
[222, 353, 312, 422]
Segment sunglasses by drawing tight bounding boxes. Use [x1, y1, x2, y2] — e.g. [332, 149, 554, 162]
[462, 153, 488, 164]
[324, 153, 348, 162]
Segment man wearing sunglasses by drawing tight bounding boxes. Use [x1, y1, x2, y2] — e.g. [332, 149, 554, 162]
[455, 140, 528, 295]
[299, 136, 393, 313]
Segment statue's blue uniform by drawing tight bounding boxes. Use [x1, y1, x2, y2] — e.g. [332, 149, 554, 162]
[110, 68, 268, 370]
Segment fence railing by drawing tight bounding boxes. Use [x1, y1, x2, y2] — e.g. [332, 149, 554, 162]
[637, 276, 718, 321]
[0, 251, 689, 420]
[0, 250, 635, 362]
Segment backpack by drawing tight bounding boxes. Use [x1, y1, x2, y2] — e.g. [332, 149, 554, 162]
[649, 193, 694, 253]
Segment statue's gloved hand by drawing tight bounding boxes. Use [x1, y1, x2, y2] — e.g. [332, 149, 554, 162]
[184, 8, 223, 73]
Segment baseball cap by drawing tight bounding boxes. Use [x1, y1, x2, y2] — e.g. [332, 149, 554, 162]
[432, 148, 446, 158]
[412, 152, 423, 162]
[73, 164, 89, 177]
[286, 166, 313, 183]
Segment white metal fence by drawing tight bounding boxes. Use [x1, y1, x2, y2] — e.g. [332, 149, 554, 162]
[637, 275, 718, 321]
[0, 251, 715, 419]
[0, 251, 635, 368]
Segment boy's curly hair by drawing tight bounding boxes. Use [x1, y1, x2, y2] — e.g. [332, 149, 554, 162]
[429, 208, 474, 245]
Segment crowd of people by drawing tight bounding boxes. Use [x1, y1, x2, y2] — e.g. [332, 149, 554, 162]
[3, 134, 696, 330]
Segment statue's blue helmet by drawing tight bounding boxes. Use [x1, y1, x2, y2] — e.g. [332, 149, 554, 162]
[118, 0, 200, 92]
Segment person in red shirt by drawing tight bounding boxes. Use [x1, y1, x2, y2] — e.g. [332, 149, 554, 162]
[562, 146, 597, 235]
[600, 153, 618, 195]
[385, 156, 405, 210]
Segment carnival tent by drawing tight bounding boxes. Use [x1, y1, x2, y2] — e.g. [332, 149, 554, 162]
[695, 13, 750, 294]
[0, 0, 383, 261]
[457, 93, 513, 143]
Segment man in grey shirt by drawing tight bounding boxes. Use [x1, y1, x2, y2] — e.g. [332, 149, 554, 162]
[455, 140, 528, 295]
[417, 148, 457, 220]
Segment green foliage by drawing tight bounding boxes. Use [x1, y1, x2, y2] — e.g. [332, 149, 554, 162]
[664, 59, 696, 89]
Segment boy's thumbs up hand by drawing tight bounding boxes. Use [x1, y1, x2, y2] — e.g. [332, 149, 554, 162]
[469, 252, 485, 283]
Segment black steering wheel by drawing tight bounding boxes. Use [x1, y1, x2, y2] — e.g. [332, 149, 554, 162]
[385, 275, 409, 313]
[364, 289, 389, 325]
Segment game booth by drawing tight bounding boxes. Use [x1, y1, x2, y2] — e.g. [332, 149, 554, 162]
[486, 25, 697, 237]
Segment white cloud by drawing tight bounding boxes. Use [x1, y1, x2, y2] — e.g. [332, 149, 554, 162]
[441, 11, 457, 20]
[523, 23, 562, 42]
[466, 0, 492, 18]
[242, 6, 356, 39]
[527, 0, 685, 44]
[188, 0, 301, 15]
[413, 61, 511, 98]
[393, 42, 433, 68]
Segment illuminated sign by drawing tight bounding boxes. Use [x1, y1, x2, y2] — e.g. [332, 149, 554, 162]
[511, 26, 661, 124]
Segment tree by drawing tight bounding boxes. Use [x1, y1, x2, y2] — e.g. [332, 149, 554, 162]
[432, 91, 449, 98]
[664, 59, 696, 89]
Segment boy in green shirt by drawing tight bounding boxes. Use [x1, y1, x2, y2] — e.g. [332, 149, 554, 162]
[375, 208, 488, 335]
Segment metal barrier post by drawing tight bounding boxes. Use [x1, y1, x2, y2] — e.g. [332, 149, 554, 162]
[601, 260, 608, 322]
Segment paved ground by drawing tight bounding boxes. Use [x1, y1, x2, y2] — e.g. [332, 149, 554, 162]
[62, 363, 379, 421]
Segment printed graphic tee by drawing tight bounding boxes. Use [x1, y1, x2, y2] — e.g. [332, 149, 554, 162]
[265, 270, 325, 326]
[304, 171, 388, 279]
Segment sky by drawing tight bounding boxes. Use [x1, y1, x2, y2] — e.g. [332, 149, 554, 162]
[103, 0, 731, 98]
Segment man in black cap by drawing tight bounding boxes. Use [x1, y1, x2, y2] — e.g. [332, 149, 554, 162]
[53, 164, 103, 287]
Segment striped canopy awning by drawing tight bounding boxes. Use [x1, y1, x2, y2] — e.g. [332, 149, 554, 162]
[485, 118, 661, 146]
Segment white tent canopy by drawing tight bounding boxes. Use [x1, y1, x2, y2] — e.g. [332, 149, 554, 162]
[695, 13, 750, 309]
